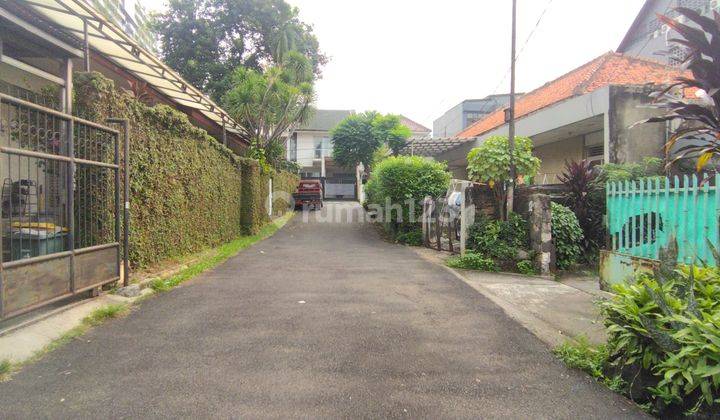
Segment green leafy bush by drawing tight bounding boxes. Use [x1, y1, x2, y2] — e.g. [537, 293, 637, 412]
[516, 260, 537, 276]
[598, 157, 664, 184]
[467, 213, 529, 262]
[446, 253, 499, 272]
[365, 155, 450, 232]
[395, 229, 423, 246]
[601, 263, 720, 416]
[551, 202, 583, 270]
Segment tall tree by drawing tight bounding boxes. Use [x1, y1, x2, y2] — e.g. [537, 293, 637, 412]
[154, 0, 326, 101]
[222, 51, 314, 167]
[331, 112, 411, 169]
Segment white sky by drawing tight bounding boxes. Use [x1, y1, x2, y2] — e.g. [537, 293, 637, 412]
[142, 0, 646, 129]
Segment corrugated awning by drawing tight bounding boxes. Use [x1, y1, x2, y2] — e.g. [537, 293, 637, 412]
[21, 0, 244, 136]
[401, 137, 477, 157]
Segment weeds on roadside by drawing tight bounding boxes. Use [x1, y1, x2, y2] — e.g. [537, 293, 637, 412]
[446, 253, 499, 272]
[553, 337, 625, 392]
[83, 304, 129, 326]
[0, 360, 10, 378]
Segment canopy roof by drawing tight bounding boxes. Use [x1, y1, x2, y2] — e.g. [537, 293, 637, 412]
[20, 0, 243, 134]
[401, 137, 477, 157]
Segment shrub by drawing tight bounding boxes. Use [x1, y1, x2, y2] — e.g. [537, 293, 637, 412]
[551, 202, 583, 270]
[395, 229, 423, 246]
[467, 213, 529, 262]
[446, 253, 499, 272]
[516, 260, 537, 276]
[365, 155, 451, 232]
[597, 157, 664, 184]
[601, 262, 720, 416]
[554, 338, 625, 392]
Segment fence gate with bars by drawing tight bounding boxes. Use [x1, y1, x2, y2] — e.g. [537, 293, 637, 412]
[0, 93, 124, 320]
[601, 174, 720, 288]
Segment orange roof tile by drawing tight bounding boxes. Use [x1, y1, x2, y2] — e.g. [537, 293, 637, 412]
[457, 52, 685, 138]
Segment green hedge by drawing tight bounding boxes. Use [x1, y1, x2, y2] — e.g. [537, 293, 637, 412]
[73, 72, 296, 267]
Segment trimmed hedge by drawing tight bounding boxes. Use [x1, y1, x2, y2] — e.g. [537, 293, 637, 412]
[73, 72, 296, 267]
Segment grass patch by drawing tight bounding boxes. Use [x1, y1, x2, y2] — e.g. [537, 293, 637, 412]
[150, 212, 293, 292]
[553, 337, 624, 392]
[446, 253, 499, 272]
[83, 303, 129, 326]
[0, 359, 10, 379]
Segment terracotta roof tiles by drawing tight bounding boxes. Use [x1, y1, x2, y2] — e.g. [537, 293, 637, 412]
[456, 52, 685, 138]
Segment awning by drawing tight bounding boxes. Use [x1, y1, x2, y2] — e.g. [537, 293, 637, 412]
[19, 0, 244, 136]
[401, 137, 477, 157]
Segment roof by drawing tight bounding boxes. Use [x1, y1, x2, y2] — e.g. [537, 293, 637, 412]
[400, 137, 477, 157]
[617, 0, 655, 52]
[18, 0, 245, 137]
[399, 115, 431, 133]
[297, 109, 354, 132]
[457, 52, 684, 138]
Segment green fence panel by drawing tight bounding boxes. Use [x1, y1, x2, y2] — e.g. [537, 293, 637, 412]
[606, 173, 720, 265]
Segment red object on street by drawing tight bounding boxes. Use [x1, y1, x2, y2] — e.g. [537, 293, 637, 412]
[294, 179, 323, 210]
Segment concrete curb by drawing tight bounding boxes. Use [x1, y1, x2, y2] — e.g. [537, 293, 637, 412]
[412, 247, 605, 349]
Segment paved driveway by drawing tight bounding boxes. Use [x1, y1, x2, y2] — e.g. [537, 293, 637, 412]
[0, 202, 645, 418]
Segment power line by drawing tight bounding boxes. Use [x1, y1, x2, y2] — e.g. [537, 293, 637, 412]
[431, 0, 554, 134]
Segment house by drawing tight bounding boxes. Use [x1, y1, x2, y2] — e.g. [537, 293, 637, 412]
[432, 95, 518, 138]
[617, 0, 719, 67]
[411, 52, 684, 184]
[287, 109, 361, 199]
[0, 0, 250, 154]
[399, 115, 431, 139]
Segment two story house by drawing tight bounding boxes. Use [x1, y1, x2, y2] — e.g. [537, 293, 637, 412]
[287, 109, 360, 200]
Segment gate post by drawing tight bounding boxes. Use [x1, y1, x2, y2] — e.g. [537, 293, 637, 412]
[528, 193, 555, 275]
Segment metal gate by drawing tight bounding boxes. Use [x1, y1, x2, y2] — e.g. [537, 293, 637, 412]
[0, 93, 122, 319]
[324, 175, 356, 199]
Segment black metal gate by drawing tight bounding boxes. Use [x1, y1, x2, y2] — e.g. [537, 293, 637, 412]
[0, 93, 122, 319]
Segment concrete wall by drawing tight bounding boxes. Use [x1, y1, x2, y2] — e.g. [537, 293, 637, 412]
[533, 136, 584, 184]
[609, 85, 668, 164]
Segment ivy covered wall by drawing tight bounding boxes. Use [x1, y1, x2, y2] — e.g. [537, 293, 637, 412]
[73, 72, 297, 267]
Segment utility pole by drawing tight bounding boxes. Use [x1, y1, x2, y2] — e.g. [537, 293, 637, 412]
[506, 0, 518, 219]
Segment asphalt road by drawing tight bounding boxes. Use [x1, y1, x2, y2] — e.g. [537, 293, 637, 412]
[0, 202, 645, 419]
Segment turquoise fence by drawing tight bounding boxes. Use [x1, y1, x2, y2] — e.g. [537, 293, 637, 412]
[606, 174, 720, 265]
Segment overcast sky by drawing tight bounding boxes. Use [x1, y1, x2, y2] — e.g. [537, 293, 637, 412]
[142, 0, 646, 129]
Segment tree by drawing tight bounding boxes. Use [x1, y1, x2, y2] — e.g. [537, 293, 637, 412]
[466, 135, 540, 218]
[635, 7, 720, 171]
[154, 0, 326, 101]
[372, 114, 411, 156]
[331, 112, 411, 169]
[222, 51, 314, 167]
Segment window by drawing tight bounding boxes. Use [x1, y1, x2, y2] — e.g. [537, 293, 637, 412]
[668, 45, 688, 67]
[288, 135, 297, 161]
[313, 137, 331, 158]
[464, 112, 485, 128]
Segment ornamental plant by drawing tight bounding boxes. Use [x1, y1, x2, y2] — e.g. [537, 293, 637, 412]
[636, 7, 720, 171]
[601, 244, 720, 416]
[466, 135, 540, 218]
[558, 159, 605, 253]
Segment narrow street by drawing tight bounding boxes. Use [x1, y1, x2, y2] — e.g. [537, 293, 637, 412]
[0, 203, 644, 418]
